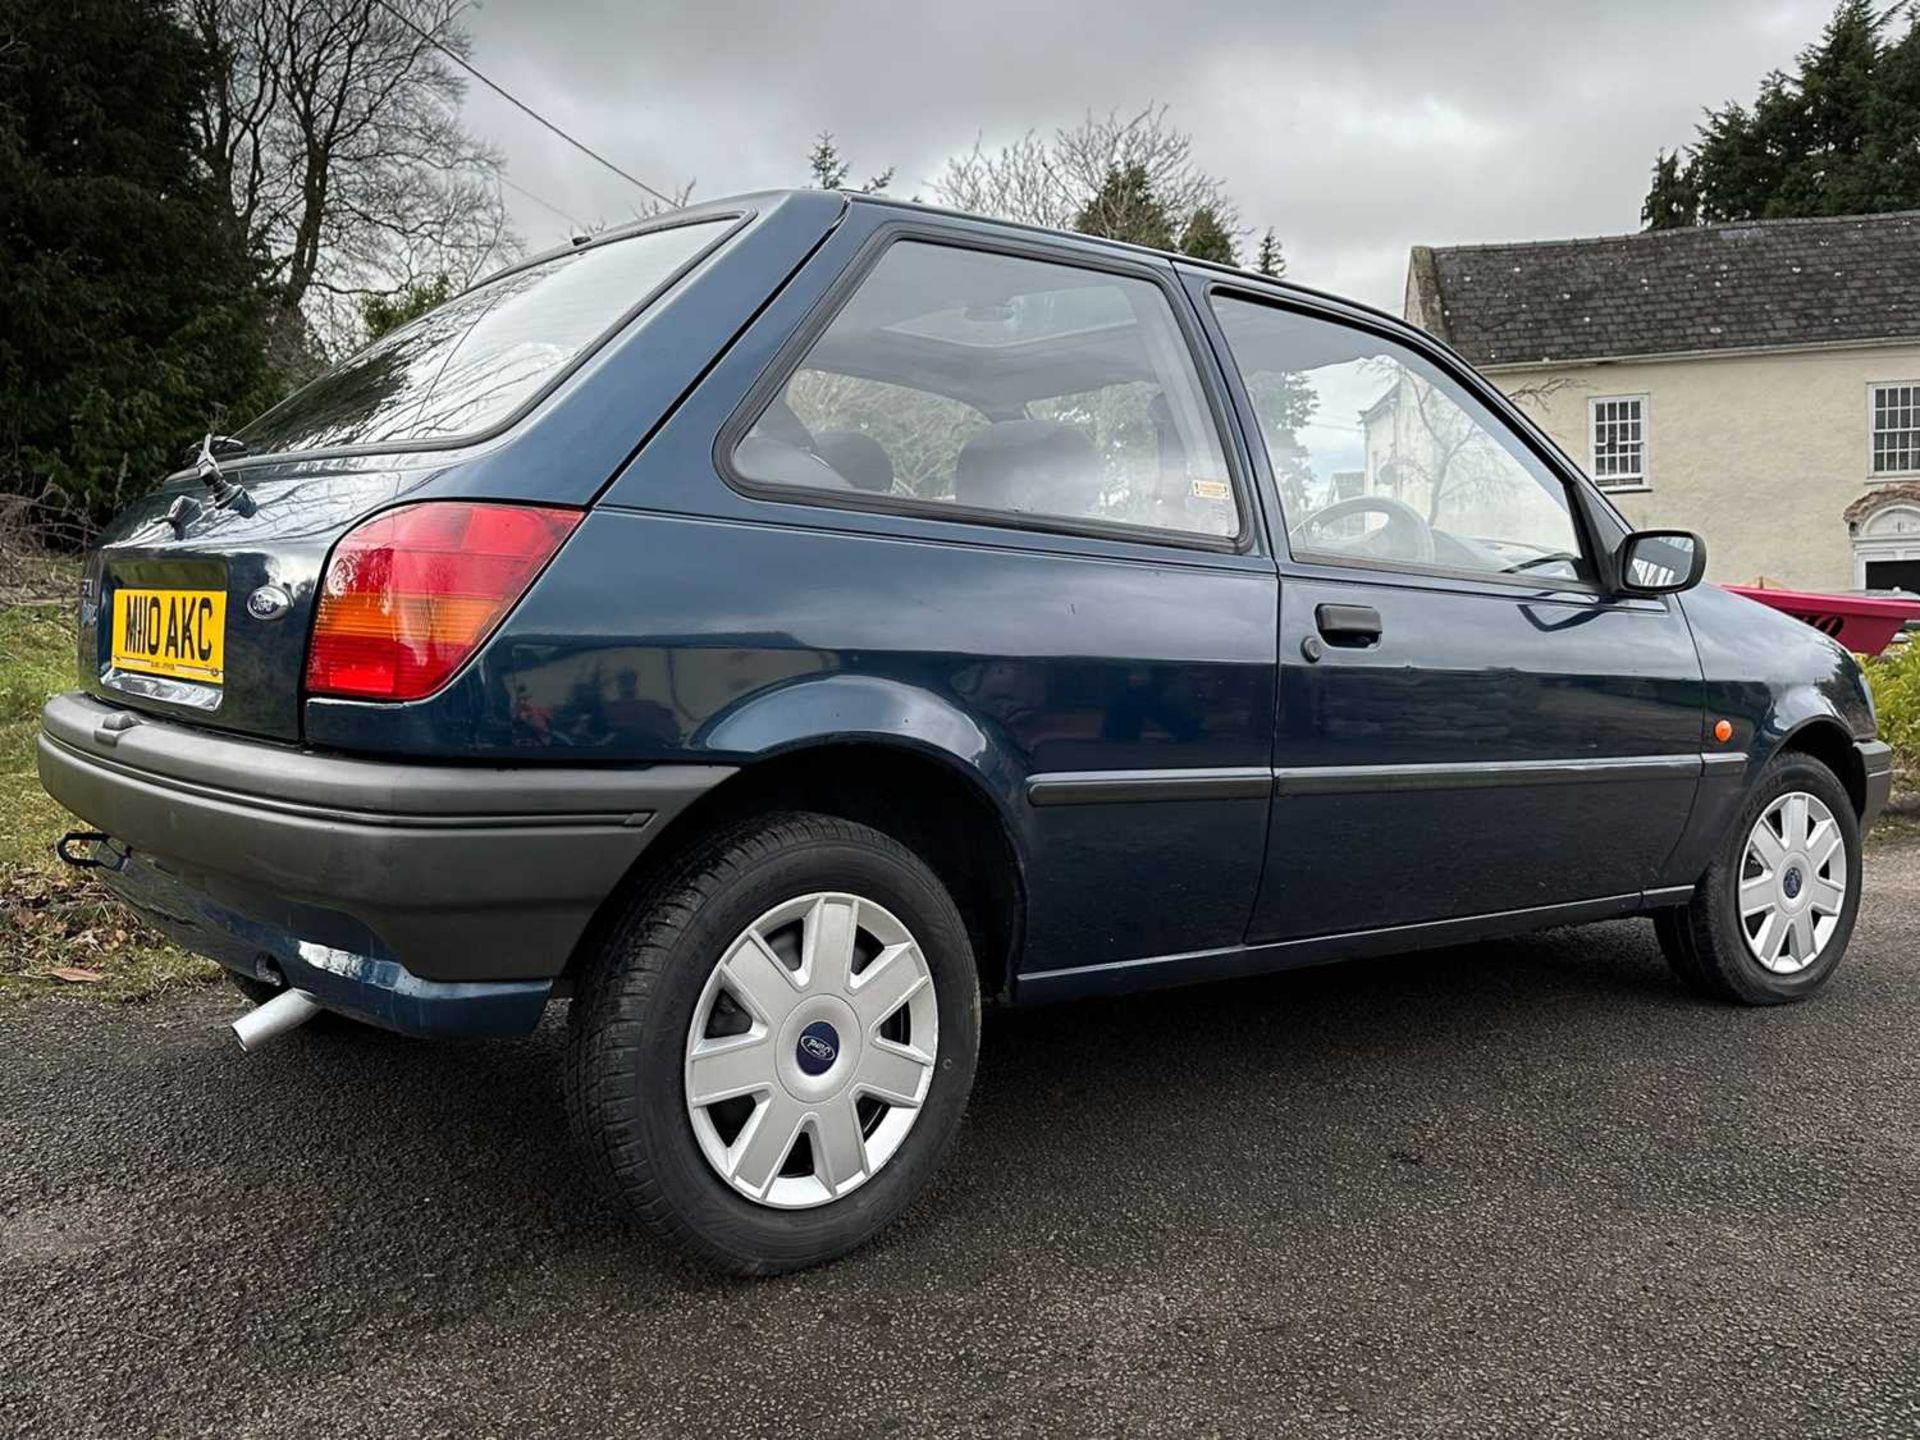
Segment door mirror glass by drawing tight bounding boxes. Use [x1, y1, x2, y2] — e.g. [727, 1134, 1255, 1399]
[1618, 530, 1705, 594]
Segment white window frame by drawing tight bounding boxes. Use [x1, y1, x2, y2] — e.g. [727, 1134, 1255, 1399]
[1588, 394, 1650, 492]
[1868, 381, 1920, 480]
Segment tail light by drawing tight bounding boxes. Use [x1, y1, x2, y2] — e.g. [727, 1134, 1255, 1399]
[306, 501, 580, 702]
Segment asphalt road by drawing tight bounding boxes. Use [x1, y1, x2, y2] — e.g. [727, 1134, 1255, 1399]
[4, 847, 1918, 1440]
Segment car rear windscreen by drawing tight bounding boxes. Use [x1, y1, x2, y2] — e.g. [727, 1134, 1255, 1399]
[236, 218, 734, 457]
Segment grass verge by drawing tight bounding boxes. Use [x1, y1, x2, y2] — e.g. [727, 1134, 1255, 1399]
[0, 594, 218, 1004]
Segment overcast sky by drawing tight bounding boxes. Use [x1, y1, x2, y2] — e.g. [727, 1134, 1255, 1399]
[460, 0, 1835, 313]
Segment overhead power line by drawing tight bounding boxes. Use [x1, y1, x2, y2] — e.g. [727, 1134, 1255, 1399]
[498, 173, 586, 232]
[372, 0, 684, 209]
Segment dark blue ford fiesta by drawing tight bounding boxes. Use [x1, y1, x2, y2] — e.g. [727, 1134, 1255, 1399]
[37, 190, 1894, 1272]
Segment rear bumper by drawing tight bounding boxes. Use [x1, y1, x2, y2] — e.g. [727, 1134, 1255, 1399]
[37, 692, 733, 1031]
[95, 845, 558, 1036]
[1860, 738, 1894, 832]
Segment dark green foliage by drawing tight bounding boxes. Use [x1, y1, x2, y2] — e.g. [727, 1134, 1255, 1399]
[0, 0, 277, 524]
[807, 133, 849, 190]
[1074, 162, 1176, 250]
[1245, 369, 1318, 516]
[362, 275, 456, 342]
[1641, 152, 1700, 229]
[1864, 641, 1920, 781]
[1178, 205, 1237, 265]
[1254, 228, 1285, 278]
[1076, 163, 1259, 268]
[807, 133, 892, 194]
[1644, 0, 1920, 226]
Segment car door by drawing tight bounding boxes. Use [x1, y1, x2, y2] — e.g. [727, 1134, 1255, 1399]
[601, 220, 1281, 978]
[1192, 280, 1707, 942]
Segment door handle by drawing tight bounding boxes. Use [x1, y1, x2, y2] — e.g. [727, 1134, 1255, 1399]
[1315, 603, 1382, 647]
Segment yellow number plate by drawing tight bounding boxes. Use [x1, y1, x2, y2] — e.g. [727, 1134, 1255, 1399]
[110, 588, 226, 685]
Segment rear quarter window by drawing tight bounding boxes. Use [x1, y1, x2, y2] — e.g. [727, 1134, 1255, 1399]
[729, 239, 1240, 543]
[238, 218, 734, 457]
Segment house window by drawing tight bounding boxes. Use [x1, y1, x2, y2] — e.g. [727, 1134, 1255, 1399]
[1589, 396, 1647, 488]
[1871, 383, 1920, 476]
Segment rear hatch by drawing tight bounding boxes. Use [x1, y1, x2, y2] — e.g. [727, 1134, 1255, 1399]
[81, 465, 418, 741]
[77, 213, 750, 741]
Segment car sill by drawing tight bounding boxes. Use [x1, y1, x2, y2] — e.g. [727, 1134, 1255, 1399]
[1015, 890, 1676, 1003]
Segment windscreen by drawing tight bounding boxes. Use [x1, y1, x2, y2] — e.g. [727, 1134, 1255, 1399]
[237, 219, 732, 456]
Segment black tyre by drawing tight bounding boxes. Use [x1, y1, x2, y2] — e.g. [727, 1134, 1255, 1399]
[565, 811, 981, 1275]
[1656, 752, 1862, 1005]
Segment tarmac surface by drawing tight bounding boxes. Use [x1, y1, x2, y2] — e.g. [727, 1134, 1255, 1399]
[3, 843, 1917, 1438]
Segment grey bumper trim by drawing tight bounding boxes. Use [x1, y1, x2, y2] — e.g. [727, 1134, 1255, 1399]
[40, 691, 706, 820]
[37, 692, 734, 983]
[1859, 738, 1894, 831]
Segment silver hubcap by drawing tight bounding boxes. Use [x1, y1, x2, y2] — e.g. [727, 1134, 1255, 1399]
[1740, 791, 1847, 975]
[684, 892, 938, 1209]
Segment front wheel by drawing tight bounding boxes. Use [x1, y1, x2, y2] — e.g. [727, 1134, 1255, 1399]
[565, 812, 981, 1274]
[1656, 752, 1862, 1005]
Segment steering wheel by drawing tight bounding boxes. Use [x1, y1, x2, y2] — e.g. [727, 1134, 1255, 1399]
[1294, 494, 1436, 564]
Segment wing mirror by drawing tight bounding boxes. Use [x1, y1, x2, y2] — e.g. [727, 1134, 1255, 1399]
[1615, 529, 1706, 596]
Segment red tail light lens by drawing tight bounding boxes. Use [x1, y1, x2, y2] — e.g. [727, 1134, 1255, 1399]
[306, 502, 580, 702]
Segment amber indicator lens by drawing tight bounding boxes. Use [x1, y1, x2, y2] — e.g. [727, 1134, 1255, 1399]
[306, 502, 580, 702]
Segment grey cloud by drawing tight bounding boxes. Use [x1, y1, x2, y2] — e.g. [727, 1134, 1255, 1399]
[465, 0, 1834, 309]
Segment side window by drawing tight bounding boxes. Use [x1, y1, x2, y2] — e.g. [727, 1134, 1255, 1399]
[1211, 295, 1591, 585]
[732, 240, 1239, 540]
[784, 374, 989, 500]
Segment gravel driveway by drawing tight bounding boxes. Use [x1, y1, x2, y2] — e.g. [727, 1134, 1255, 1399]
[4, 844, 1917, 1438]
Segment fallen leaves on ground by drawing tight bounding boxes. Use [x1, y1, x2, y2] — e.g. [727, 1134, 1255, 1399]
[0, 860, 215, 1000]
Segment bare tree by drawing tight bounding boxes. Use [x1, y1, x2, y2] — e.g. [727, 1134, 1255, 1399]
[624, 178, 698, 225]
[931, 129, 1069, 227]
[932, 105, 1235, 239]
[188, 0, 516, 355]
[1502, 376, 1579, 412]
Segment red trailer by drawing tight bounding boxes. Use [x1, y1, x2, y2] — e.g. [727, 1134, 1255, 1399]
[1723, 585, 1920, 656]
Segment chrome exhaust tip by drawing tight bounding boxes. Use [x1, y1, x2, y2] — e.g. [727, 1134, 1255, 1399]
[231, 988, 322, 1052]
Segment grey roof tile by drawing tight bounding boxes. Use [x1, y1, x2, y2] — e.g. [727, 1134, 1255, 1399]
[1421, 212, 1920, 366]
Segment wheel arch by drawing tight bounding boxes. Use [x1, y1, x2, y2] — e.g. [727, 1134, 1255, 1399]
[569, 729, 1028, 1004]
[1769, 716, 1868, 818]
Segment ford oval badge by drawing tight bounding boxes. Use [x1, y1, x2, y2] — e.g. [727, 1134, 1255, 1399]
[246, 585, 291, 621]
[796, 1022, 840, 1075]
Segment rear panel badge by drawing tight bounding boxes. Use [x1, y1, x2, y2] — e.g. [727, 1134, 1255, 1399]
[245, 585, 291, 621]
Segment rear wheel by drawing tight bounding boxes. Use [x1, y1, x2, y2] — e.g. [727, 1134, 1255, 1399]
[1656, 752, 1861, 1005]
[566, 811, 980, 1274]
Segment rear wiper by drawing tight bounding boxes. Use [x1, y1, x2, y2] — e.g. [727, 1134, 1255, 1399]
[192, 433, 256, 516]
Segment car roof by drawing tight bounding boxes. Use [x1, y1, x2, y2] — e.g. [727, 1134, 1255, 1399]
[503, 188, 1411, 343]
[476, 189, 1429, 417]
[835, 190, 1411, 335]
